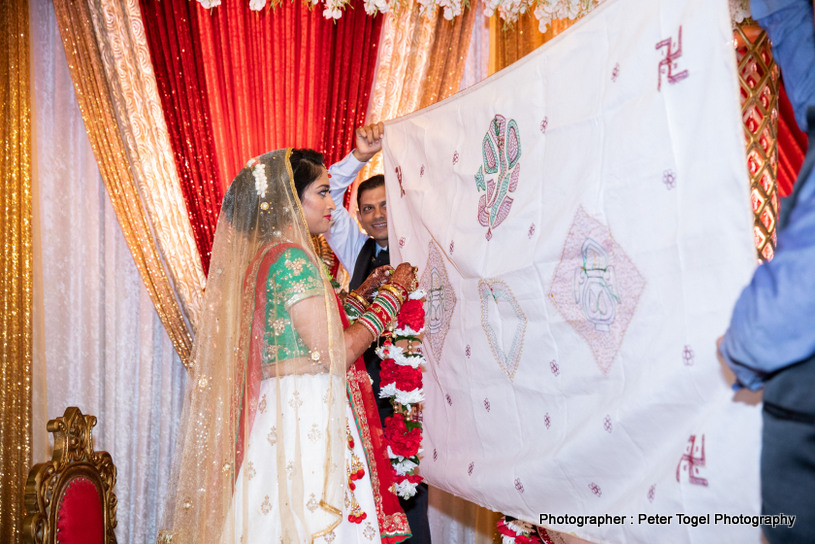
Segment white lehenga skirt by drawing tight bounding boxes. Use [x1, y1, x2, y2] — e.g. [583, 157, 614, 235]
[224, 374, 383, 544]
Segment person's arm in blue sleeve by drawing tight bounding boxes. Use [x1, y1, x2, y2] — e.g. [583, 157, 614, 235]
[324, 123, 385, 273]
[719, 0, 815, 389]
[750, 0, 815, 131]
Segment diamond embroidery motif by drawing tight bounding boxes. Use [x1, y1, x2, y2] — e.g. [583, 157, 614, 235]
[479, 279, 527, 380]
[550, 207, 645, 374]
[419, 242, 457, 365]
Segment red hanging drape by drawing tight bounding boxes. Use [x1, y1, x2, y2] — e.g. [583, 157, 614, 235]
[777, 79, 808, 197]
[141, 0, 382, 274]
[139, 0, 222, 274]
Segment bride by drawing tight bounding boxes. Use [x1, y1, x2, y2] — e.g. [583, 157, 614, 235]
[158, 148, 415, 544]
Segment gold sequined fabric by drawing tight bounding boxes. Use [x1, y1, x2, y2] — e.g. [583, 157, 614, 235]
[85, 0, 207, 328]
[53, 0, 194, 364]
[488, 13, 574, 75]
[0, 0, 33, 542]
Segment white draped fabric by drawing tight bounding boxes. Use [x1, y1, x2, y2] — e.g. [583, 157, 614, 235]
[384, 0, 763, 542]
[30, 1, 185, 542]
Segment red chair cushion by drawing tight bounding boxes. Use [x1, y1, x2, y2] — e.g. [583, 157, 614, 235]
[56, 476, 104, 544]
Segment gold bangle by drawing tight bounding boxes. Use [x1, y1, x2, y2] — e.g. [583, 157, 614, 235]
[379, 283, 406, 305]
[347, 290, 370, 309]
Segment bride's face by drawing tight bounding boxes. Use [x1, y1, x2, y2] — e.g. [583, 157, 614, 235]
[299, 168, 336, 235]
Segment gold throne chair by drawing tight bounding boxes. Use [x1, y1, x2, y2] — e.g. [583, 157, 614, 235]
[23, 407, 118, 544]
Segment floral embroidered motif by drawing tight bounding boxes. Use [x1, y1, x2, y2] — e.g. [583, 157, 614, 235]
[286, 461, 295, 479]
[648, 484, 656, 503]
[260, 495, 272, 514]
[324, 531, 336, 543]
[270, 318, 287, 336]
[267, 426, 277, 446]
[285, 257, 307, 275]
[306, 493, 319, 513]
[258, 394, 267, 413]
[363, 522, 377, 540]
[603, 415, 613, 433]
[247, 462, 256, 480]
[289, 390, 303, 409]
[683, 345, 695, 366]
[588, 482, 603, 497]
[308, 424, 322, 442]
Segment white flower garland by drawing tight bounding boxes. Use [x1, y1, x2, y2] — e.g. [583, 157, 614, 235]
[204, 0, 751, 28]
[246, 157, 268, 199]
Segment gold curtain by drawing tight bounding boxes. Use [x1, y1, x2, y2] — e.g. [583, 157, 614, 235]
[53, 0, 194, 365]
[86, 0, 206, 328]
[360, 0, 478, 180]
[0, 0, 33, 542]
[488, 12, 574, 74]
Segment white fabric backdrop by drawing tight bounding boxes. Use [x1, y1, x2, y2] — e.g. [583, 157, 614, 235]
[30, 1, 186, 542]
[384, 0, 763, 542]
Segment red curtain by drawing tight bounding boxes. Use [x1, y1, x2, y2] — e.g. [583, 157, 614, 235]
[141, 0, 383, 274]
[140, 0, 222, 273]
[777, 79, 808, 197]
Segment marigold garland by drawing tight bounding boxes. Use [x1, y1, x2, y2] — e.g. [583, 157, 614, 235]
[376, 289, 426, 499]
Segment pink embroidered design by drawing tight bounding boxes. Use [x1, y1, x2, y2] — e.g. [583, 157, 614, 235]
[647, 484, 656, 503]
[528, 224, 536, 238]
[475, 115, 522, 241]
[514, 478, 525, 494]
[588, 482, 603, 497]
[420, 164, 425, 177]
[468, 462, 474, 475]
[419, 242, 457, 365]
[540, 117, 549, 134]
[398, 236, 406, 249]
[549, 360, 560, 377]
[395, 165, 405, 197]
[479, 279, 527, 380]
[603, 415, 613, 433]
[453, 151, 460, 164]
[656, 26, 690, 91]
[611, 62, 620, 82]
[544, 413, 551, 429]
[683, 345, 695, 366]
[663, 169, 677, 190]
[484, 398, 491, 412]
[676, 434, 709, 486]
[433, 448, 438, 461]
[465, 345, 471, 358]
[446, 394, 453, 406]
[550, 207, 646, 374]
[449, 241, 455, 254]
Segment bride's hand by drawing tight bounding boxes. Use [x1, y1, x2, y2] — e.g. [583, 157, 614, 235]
[389, 262, 418, 293]
[357, 265, 393, 302]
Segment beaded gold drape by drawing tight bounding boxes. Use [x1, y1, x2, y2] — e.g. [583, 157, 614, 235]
[0, 0, 33, 542]
[359, 1, 478, 182]
[53, 0, 195, 365]
[735, 22, 779, 262]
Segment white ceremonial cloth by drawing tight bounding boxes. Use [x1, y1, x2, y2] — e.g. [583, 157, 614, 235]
[382, 0, 763, 542]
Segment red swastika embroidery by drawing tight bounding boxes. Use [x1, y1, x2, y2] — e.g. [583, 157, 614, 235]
[676, 434, 709, 486]
[656, 26, 690, 91]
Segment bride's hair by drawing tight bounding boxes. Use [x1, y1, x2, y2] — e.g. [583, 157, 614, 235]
[289, 148, 325, 199]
